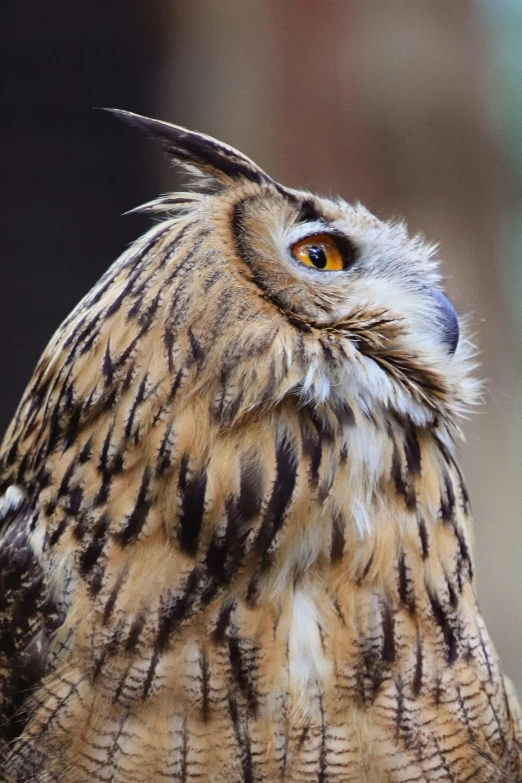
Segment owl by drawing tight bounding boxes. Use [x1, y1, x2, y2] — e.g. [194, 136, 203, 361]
[0, 110, 520, 783]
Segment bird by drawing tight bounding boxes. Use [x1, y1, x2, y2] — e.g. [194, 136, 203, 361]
[0, 110, 520, 783]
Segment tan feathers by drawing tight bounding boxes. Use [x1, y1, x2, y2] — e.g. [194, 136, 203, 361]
[0, 114, 518, 782]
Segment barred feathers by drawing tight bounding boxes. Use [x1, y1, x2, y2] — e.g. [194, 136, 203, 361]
[0, 112, 520, 782]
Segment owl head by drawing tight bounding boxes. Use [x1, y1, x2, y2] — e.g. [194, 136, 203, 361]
[105, 110, 476, 440]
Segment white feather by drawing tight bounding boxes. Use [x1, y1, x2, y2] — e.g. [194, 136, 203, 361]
[0, 485, 25, 521]
[288, 588, 330, 697]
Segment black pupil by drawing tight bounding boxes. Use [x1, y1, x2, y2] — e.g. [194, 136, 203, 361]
[308, 245, 327, 269]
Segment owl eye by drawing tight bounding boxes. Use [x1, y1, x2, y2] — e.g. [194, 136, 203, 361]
[291, 233, 346, 272]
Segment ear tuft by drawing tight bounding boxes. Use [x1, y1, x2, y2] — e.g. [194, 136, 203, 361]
[102, 108, 273, 188]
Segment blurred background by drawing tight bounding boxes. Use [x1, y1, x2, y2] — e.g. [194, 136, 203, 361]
[1, 1, 521, 689]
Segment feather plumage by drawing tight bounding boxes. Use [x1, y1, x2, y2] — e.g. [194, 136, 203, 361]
[0, 113, 519, 782]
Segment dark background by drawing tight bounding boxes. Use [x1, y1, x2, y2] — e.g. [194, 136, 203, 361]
[1, 0, 160, 425]
[1, 1, 521, 690]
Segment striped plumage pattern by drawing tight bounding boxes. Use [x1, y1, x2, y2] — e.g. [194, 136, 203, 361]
[0, 111, 520, 782]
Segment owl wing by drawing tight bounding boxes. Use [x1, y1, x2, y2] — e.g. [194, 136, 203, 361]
[0, 498, 62, 759]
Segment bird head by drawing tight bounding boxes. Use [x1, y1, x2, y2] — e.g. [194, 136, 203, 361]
[104, 110, 478, 441]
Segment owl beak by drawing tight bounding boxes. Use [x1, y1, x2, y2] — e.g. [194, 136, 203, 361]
[430, 289, 459, 354]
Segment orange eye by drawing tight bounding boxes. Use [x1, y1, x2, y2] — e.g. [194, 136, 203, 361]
[291, 233, 344, 271]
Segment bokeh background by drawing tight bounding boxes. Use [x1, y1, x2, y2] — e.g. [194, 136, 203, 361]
[1, 1, 521, 689]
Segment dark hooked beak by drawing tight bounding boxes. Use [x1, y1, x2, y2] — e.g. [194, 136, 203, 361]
[430, 289, 459, 354]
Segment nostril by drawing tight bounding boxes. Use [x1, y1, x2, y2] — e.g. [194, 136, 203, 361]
[430, 289, 459, 354]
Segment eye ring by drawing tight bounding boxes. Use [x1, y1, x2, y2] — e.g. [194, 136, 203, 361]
[290, 233, 355, 272]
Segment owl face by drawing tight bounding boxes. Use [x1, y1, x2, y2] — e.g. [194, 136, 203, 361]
[227, 187, 468, 423]
[109, 111, 476, 440]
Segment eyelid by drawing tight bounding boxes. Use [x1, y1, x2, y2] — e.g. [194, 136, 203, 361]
[286, 221, 328, 246]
